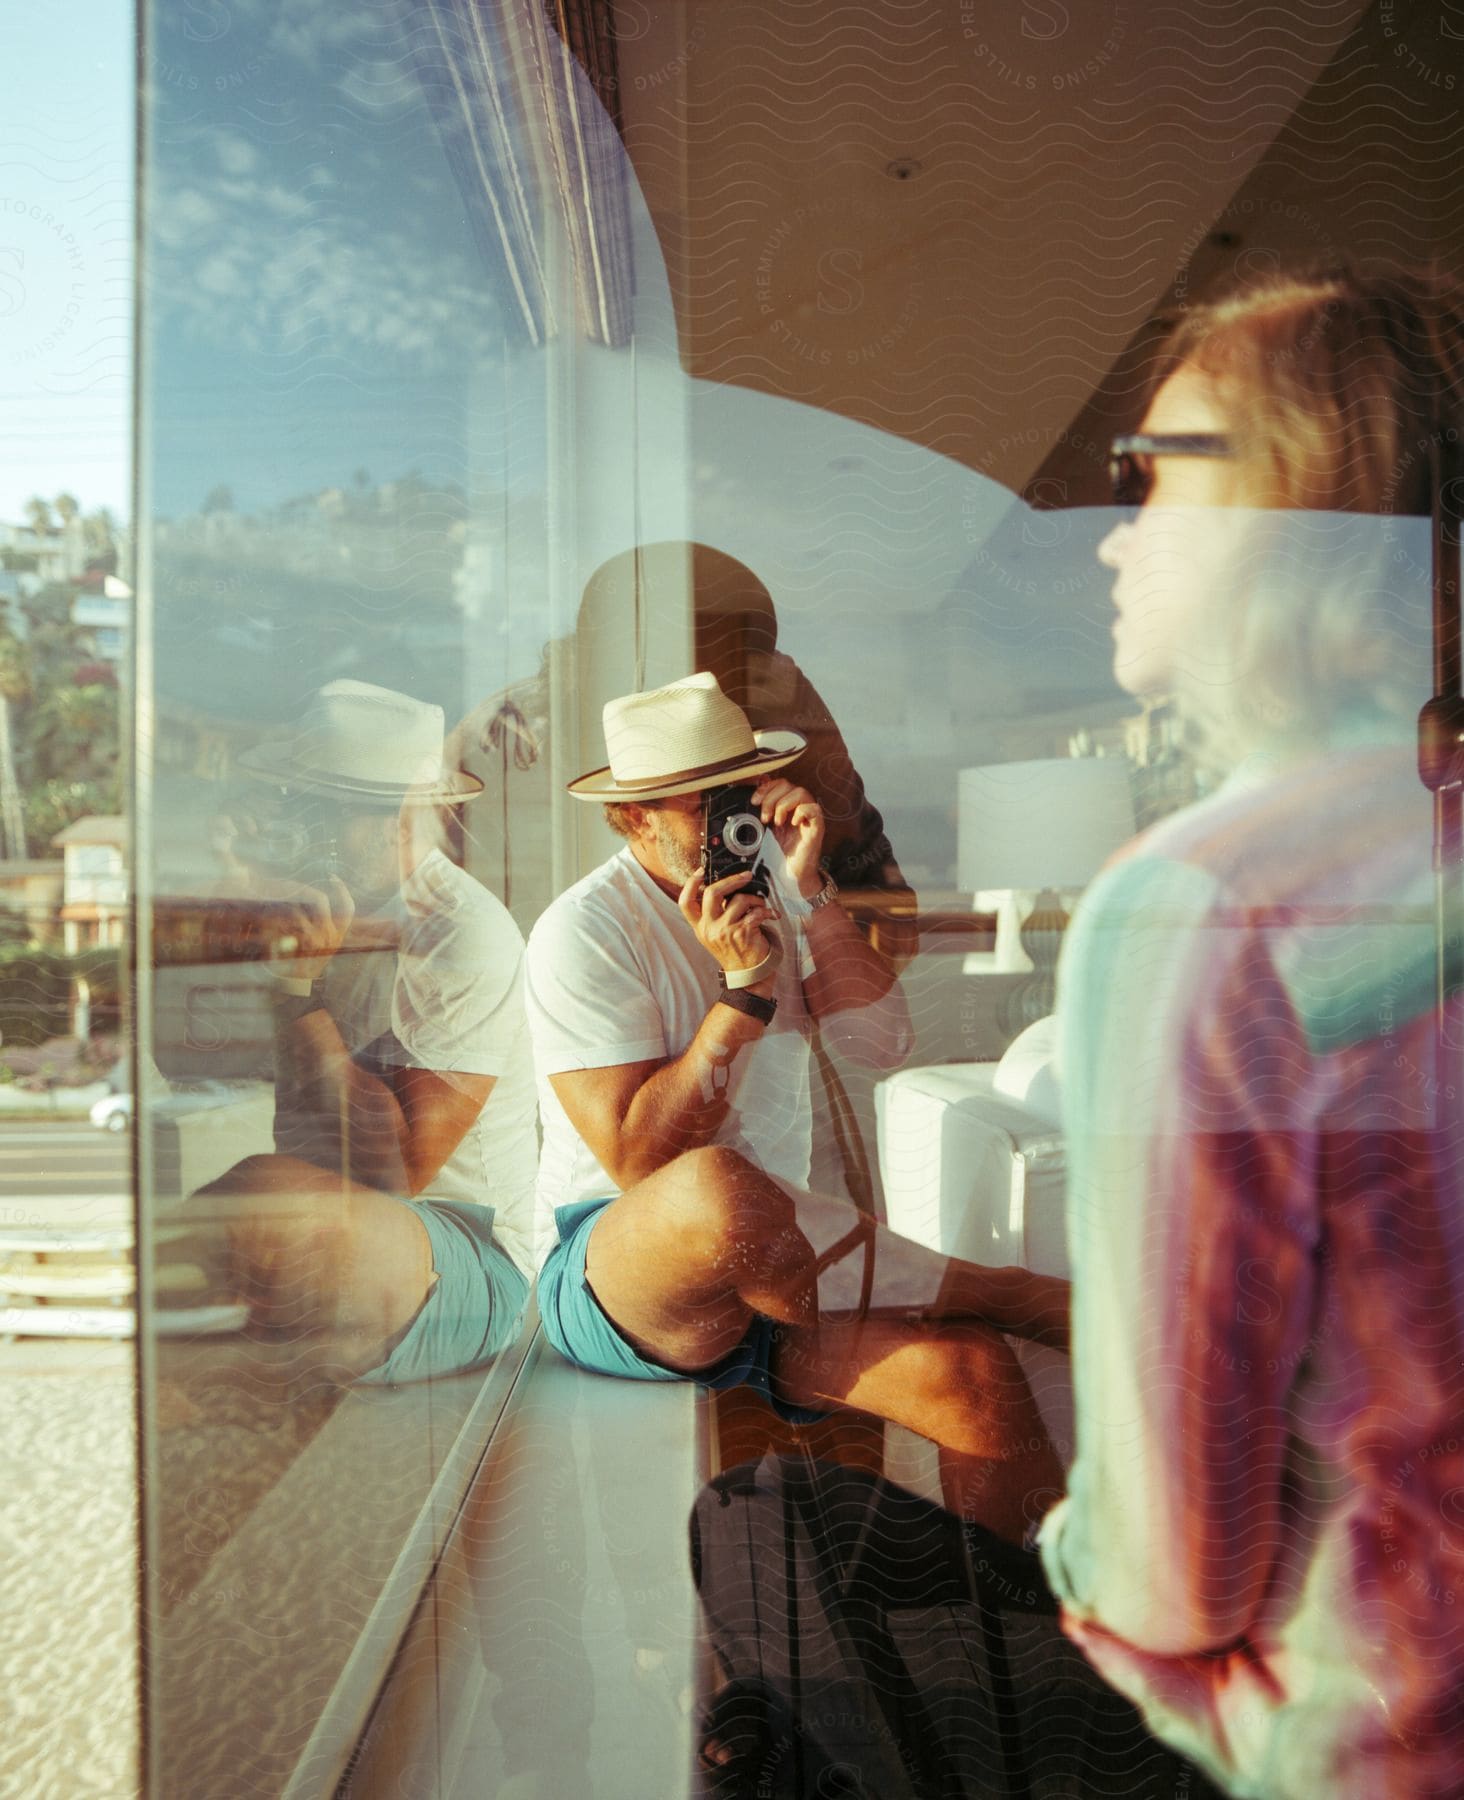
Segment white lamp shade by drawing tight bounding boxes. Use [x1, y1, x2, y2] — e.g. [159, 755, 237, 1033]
[958, 758, 1136, 893]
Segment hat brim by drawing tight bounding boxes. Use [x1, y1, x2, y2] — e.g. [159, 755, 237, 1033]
[567, 732, 807, 801]
[237, 738, 484, 804]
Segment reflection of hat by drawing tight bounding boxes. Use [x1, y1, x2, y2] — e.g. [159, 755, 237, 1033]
[238, 680, 483, 804]
[568, 672, 806, 801]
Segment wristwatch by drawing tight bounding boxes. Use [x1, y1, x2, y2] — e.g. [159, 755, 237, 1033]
[716, 986, 778, 1026]
[805, 874, 840, 913]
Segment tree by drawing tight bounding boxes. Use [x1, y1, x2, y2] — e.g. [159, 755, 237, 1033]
[0, 634, 33, 706]
[81, 508, 120, 569]
[23, 776, 121, 854]
[29, 682, 119, 786]
[24, 497, 53, 536]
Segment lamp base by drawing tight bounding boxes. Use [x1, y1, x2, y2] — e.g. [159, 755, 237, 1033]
[972, 889, 1034, 973]
[1000, 887, 1068, 1038]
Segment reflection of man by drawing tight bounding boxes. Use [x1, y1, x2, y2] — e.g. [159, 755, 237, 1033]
[684, 541, 917, 971]
[526, 674, 1068, 1543]
[576, 542, 918, 962]
[202, 680, 536, 1383]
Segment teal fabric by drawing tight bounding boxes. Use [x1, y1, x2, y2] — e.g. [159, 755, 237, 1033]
[357, 1197, 529, 1386]
[538, 1196, 829, 1424]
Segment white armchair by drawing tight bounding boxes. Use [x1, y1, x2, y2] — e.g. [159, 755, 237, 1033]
[874, 1020, 1073, 1452]
[875, 1020, 1067, 1280]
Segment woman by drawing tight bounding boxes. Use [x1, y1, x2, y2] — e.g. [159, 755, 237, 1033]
[1038, 271, 1464, 1798]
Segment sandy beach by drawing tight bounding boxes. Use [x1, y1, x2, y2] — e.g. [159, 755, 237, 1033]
[0, 1341, 137, 1798]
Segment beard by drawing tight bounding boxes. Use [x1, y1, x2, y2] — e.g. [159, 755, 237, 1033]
[652, 811, 702, 885]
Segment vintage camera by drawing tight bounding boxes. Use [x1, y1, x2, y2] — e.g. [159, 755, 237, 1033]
[230, 791, 349, 889]
[235, 828, 345, 890]
[703, 783, 770, 898]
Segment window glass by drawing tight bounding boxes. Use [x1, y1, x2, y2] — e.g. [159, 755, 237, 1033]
[132, 2, 1463, 1796]
[136, 2, 573, 1785]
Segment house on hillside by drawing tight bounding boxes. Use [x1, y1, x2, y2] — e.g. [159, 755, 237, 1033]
[71, 572, 131, 663]
[52, 815, 127, 951]
[0, 858, 64, 944]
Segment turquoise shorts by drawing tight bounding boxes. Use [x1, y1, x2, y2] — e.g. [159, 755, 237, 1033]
[537, 1196, 829, 1425]
[357, 1197, 530, 1387]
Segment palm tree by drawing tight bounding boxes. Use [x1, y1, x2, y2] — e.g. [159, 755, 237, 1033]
[0, 637, 31, 860]
[83, 508, 119, 563]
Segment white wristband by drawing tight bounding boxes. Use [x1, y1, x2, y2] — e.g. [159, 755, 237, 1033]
[266, 971, 315, 998]
[723, 932, 784, 990]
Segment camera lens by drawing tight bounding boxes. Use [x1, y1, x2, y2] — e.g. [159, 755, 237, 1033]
[723, 813, 765, 857]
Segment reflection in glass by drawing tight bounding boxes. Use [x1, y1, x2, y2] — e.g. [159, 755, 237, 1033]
[691, 1455, 1215, 1799]
[125, 0, 1464, 1793]
[181, 678, 534, 1388]
[1042, 274, 1457, 1798]
[138, 0, 553, 1783]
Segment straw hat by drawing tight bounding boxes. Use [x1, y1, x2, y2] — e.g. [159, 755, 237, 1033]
[567, 672, 806, 801]
[238, 680, 483, 804]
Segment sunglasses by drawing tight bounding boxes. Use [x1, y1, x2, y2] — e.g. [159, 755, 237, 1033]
[1109, 433, 1233, 508]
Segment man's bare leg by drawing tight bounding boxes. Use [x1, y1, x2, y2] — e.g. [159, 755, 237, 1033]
[186, 1154, 439, 1379]
[774, 1317, 1063, 1545]
[583, 1147, 1067, 1539]
[585, 1145, 1067, 1362]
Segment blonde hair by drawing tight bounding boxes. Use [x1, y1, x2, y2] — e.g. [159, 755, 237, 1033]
[1152, 268, 1464, 765]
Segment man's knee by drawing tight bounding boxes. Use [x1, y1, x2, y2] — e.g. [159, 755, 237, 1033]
[197, 1152, 342, 1203]
[226, 1202, 354, 1325]
[660, 1146, 798, 1262]
[194, 1152, 281, 1203]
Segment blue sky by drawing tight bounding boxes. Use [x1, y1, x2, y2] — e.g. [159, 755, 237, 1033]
[2, 1, 512, 525]
[0, 0, 133, 524]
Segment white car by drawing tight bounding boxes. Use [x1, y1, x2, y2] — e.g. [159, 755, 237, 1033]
[88, 1091, 132, 1133]
[88, 1079, 254, 1135]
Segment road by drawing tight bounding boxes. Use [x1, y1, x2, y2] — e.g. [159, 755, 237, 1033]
[0, 1120, 129, 1232]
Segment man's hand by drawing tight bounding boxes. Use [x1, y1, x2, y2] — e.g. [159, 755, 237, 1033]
[246, 874, 357, 984]
[678, 869, 777, 987]
[752, 780, 826, 899]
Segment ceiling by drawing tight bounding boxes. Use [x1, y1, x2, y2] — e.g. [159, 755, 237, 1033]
[594, 0, 1464, 503]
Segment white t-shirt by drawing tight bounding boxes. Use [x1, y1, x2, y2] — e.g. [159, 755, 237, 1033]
[289, 850, 540, 1277]
[524, 845, 814, 1268]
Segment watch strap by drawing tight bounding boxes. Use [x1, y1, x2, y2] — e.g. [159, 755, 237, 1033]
[716, 987, 777, 1026]
[271, 981, 327, 1025]
[805, 874, 840, 913]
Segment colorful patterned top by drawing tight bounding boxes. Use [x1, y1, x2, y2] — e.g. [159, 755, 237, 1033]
[1039, 740, 1464, 1800]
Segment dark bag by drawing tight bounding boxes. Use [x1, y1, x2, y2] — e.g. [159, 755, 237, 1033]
[689, 1452, 1213, 1799]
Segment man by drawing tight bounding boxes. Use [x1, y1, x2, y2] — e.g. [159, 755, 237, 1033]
[196, 679, 537, 1384]
[525, 672, 1069, 1543]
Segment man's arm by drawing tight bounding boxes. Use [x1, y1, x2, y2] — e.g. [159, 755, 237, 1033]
[754, 780, 912, 1068]
[260, 870, 496, 1195]
[537, 865, 780, 1190]
[798, 895, 912, 1068]
[273, 999, 492, 1194]
[550, 1003, 767, 1190]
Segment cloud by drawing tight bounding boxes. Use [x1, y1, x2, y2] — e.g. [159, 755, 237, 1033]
[151, 161, 503, 367]
[214, 132, 259, 176]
